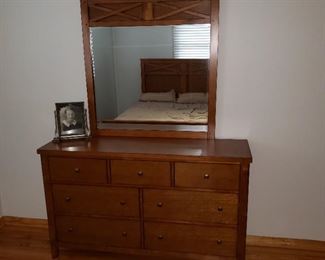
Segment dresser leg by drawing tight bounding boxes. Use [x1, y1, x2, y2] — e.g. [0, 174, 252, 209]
[50, 242, 59, 259]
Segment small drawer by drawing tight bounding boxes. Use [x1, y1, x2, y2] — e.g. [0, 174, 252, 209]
[56, 216, 140, 248]
[49, 157, 108, 184]
[145, 222, 237, 257]
[143, 189, 238, 225]
[53, 185, 139, 217]
[175, 162, 240, 191]
[111, 160, 170, 187]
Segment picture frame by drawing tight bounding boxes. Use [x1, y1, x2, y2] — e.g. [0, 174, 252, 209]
[53, 102, 90, 142]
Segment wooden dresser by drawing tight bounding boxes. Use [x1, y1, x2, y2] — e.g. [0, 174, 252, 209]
[37, 137, 252, 259]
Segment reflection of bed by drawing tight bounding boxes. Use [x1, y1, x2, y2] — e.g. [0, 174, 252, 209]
[114, 101, 208, 124]
[105, 58, 209, 125]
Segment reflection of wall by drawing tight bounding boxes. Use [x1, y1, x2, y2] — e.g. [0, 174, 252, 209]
[91, 28, 117, 121]
[92, 26, 173, 119]
[112, 26, 173, 114]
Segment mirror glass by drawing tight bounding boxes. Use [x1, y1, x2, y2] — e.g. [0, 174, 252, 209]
[90, 24, 210, 131]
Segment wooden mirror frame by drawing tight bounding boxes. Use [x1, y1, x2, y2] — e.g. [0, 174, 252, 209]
[80, 0, 219, 139]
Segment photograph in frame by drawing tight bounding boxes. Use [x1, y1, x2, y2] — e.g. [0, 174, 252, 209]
[55, 102, 87, 139]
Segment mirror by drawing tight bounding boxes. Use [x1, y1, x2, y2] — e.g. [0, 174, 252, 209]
[80, 0, 219, 138]
[90, 24, 210, 131]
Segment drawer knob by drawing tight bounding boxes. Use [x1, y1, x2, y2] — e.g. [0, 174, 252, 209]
[157, 202, 163, 207]
[217, 239, 223, 245]
[68, 227, 73, 232]
[158, 235, 164, 240]
[74, 168, 80, 173]
[203, 173, 209, 179]
[217, 207, 223, 212]
[65, 197, 71, 202]
[120, 201, 126, 206]
[122, 232, 127, 237]
[137, 171, 144, 176]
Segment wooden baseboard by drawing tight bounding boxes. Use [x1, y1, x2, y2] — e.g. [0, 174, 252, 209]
[247, 235, 325, 254]
[0, 216, 48, 229]
[1, 216, 324, 256]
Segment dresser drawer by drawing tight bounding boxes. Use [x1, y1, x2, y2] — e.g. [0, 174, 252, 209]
[56, 216, 140, 248]
[49, 157, 108, 184]
[111, 160, 170, 186]
[145, 222, 237, 257]
[175, 162, 240, 191]
[53, 185, 139, 217]
[143, 189, 238, 225]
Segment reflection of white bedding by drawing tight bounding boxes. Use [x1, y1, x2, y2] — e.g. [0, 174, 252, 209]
[114, 102, 207, 123]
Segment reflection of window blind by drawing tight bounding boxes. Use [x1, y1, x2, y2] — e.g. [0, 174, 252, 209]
[173, 24, 210, 59]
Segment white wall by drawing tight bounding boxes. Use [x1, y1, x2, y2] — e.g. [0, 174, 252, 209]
[0, 0, 87, 218]
[92, 28, 118, 120]
[217, 0, 325, 240]
[0, 0, 324, 241]
[92, 26, 173, 119]
[112, 26, 173, 114]
[0, 0, 4, 217]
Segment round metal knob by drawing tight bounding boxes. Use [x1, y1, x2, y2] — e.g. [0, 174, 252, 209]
[158, 235, 164, 240]
[217, 239, 222, 245]
[68, 227, 73, 232]
[65, 197, 71, 202]
[157, 202, 163, 207]
[137, 171, 143, 176]
[120, 201, 126, 206]
[203, 173, 209, 179]
[74, 168, 80, 173]
[217, 207, 223, 212]
[122, 232, 127, 237]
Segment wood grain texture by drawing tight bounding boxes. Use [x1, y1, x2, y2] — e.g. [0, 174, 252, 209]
[207, 0, 219, 139]
[237, 164, 250, 259]
[40, 155, 59, 258]
[175, 162, 240, 190]
[53, 185, 139, 217]
[80, 0, 97, 135]
[49, 157, 108, 184]
[38, 137, 251, 258]
[56, 216, 141, 248]
[143, 189, 238, 225]
[111, 160, 171, 187]
[141, 59, 208, 94]
[96, 128, 208, 139]
[1, 217, 325, 259]
[88, 0, 211, 27]
[144, 222, 237, 256]
[37, 137, 252, 164]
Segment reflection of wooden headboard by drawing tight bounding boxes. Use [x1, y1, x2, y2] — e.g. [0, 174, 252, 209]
[141, 59, 208, 95]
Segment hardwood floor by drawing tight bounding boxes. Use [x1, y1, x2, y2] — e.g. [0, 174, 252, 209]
[0, 217, 324, 260]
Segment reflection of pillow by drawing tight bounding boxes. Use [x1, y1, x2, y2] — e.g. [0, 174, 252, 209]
[140, 89, 176, 102]
[177, 92, 208, 104]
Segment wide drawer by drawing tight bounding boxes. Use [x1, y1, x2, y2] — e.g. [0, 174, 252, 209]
[56, 216, 140, 248]
[53, 185, 139, 217]
[49, 157, 108, 184]
[145, 222, 237, 257]
[143, 189, 238, 225]
[175, 162, 240, 191]
[111, 160, 170, 187]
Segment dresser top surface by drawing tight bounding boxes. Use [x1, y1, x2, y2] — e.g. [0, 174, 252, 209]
[37, 137, 252, 163]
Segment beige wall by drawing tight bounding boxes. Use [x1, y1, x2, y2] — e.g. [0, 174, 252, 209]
[0, 0, 324, 241]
